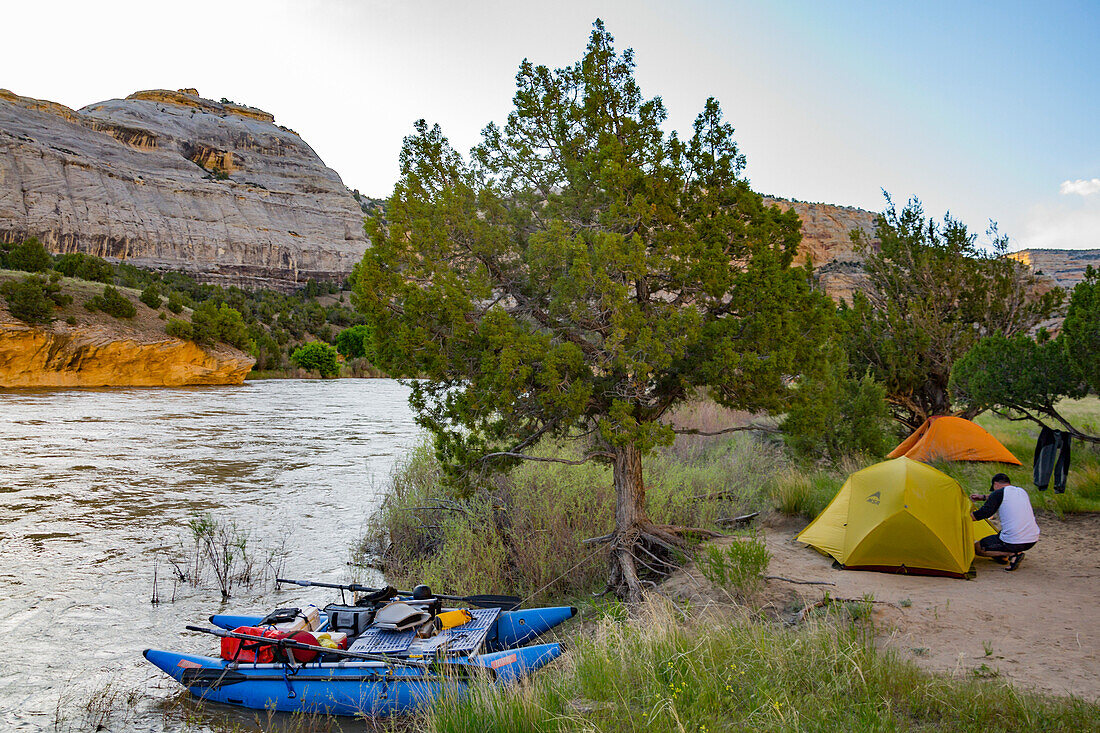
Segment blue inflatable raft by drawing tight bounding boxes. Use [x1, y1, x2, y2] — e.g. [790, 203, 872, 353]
[145, 604, 576, 716]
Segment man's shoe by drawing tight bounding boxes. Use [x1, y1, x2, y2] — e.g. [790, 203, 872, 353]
[991, 556, 1008, 565]
[1005, 553, 1024, 572]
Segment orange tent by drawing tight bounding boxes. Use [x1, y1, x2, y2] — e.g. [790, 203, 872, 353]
[888, 416, 1021, 465]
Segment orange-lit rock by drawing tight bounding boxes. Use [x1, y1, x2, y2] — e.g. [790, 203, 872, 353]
[0, 322, 254, 388]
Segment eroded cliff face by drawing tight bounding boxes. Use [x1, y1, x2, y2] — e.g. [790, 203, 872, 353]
[1008, 249, 1100, 290]
[763, 197, 878, 302]
[0, 88, 367, 292]
[0, 321, 254, 388]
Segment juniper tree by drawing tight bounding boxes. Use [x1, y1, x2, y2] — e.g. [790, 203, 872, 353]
[355, 21, 833, 600]
[951, 267, 1100, 443]
[845, 196, 1062, 429]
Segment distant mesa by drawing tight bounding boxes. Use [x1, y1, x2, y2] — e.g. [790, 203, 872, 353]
[1007, 249, 1100, 290]
[0, 87, 367, 292]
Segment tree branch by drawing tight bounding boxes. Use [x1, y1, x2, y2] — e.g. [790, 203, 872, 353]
[479, 450, 613, 465]
[671, 424, 779, 436]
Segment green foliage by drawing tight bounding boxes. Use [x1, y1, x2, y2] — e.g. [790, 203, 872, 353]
[334, 323, 374, 359]
[190, 301, 252, 350]
[1, 273, 70, 323]
[85, 285, 136, 318]
[165, 318, 193, 340]
[697, 534, 771, 597]
[3, 237, 52, 273]
[290, 341, 339, 377]
[1063, 266, 1100, 395]
[951, 269, 1100, 442]
[951, 333, 1087, 420]
[53, 252, 114, 283]
[845, 195, 1062, 429]
[251, 331, 283, 371]
[356, 21, 833, 508]
[782, 356, 894, 460]
[139, 284, 162, 309]
[10, 245, 360, 372]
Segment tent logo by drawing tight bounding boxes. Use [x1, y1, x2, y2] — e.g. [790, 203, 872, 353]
[866, 491, 881, 505]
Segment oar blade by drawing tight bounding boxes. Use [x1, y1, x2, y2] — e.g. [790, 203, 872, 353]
[461, 594, 522, 611]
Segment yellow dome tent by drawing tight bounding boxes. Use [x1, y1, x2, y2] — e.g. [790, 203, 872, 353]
[797, 457, 997, 578]
[887, 416, 1021, 465]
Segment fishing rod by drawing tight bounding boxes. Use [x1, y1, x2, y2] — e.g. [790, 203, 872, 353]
[275, 578, 522, 611]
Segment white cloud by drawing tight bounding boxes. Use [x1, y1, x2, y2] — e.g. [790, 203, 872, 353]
[1019, 197, 1100, 250]
[1060, 178, 1100, 196]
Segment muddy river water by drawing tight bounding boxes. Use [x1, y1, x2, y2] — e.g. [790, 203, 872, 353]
[0, 379, 421, 731]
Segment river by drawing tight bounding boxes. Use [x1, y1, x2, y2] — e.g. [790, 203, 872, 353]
[0, 379, 422, 731]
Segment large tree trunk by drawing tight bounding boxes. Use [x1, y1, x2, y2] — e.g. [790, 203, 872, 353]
[605, 443, 721, 602]
[608, 443, 648, 602]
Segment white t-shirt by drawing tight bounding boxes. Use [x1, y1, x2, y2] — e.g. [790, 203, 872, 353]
[996, 485, 1040, 544]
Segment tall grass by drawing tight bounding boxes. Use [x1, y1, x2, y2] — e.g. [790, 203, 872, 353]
[359, 398, 1100, 603]
[426, 599, 1100, 732]
[358, 429, 796, 601]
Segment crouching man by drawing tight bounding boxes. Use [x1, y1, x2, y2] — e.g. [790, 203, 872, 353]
[970, 472, 1040, 571]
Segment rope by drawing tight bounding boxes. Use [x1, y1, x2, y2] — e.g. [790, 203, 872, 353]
[517, 542, 609, 607]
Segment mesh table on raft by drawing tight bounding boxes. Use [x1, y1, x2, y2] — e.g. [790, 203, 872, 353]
[348, 607, 501, 657]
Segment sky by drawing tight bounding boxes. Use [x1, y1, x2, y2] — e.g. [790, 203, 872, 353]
[4, 0, 1098, 251]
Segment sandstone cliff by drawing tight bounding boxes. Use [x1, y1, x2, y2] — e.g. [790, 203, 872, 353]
[1007, 249, 1100, 290]
[763, 197, 878, 302]
[0, 88, 366, 292]
[0, 272, 253, 388]
[0, 324, 254, 388]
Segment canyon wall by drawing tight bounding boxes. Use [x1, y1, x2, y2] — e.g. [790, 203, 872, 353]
[1007, 249, 1100, 290]
[764, 197, 878, 302]
[0, 88, 367, 292]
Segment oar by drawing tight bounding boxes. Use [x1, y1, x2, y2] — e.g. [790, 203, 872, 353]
[186, 624, 424, 667]
[275, 578, 523, 611]
[185, 625, 495, 679]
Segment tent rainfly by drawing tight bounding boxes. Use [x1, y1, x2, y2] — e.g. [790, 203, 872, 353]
[797, 457, 998, 578]
[888, 416, 1021, 465]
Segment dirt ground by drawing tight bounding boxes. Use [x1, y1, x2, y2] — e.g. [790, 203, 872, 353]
[747, 513, 1100, 701]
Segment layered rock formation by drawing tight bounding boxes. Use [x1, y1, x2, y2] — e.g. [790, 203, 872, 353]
[0, 88, 366, 292]
[1007, 249, 1100, 290]
[0, 322, 254, 388]
[763, 197, 878, 302]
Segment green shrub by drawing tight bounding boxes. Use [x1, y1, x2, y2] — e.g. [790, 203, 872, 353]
[290, 341, 339, 377]
[139, 284, 162, 309]
[4, 238, 52, 273]
[52, 252, 114, 283]
[165, 318, 193, 340]
[697, 533, 771, 597]
[334, 324, 374, 358]
[782, 356, 895, 461]
[85, 286, 136, 318]
[2, 274, 64, 323]
[190, 301, 252, 350]
[165, 292, 184, 314]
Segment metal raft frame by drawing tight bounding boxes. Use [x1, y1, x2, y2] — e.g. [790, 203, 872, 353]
[348, 607, 501, 657]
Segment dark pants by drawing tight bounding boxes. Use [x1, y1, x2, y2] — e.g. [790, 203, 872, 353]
[979, 535, 1035, 554]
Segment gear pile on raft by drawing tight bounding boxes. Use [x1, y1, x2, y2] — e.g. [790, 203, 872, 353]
[144, 578, 576, 716]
